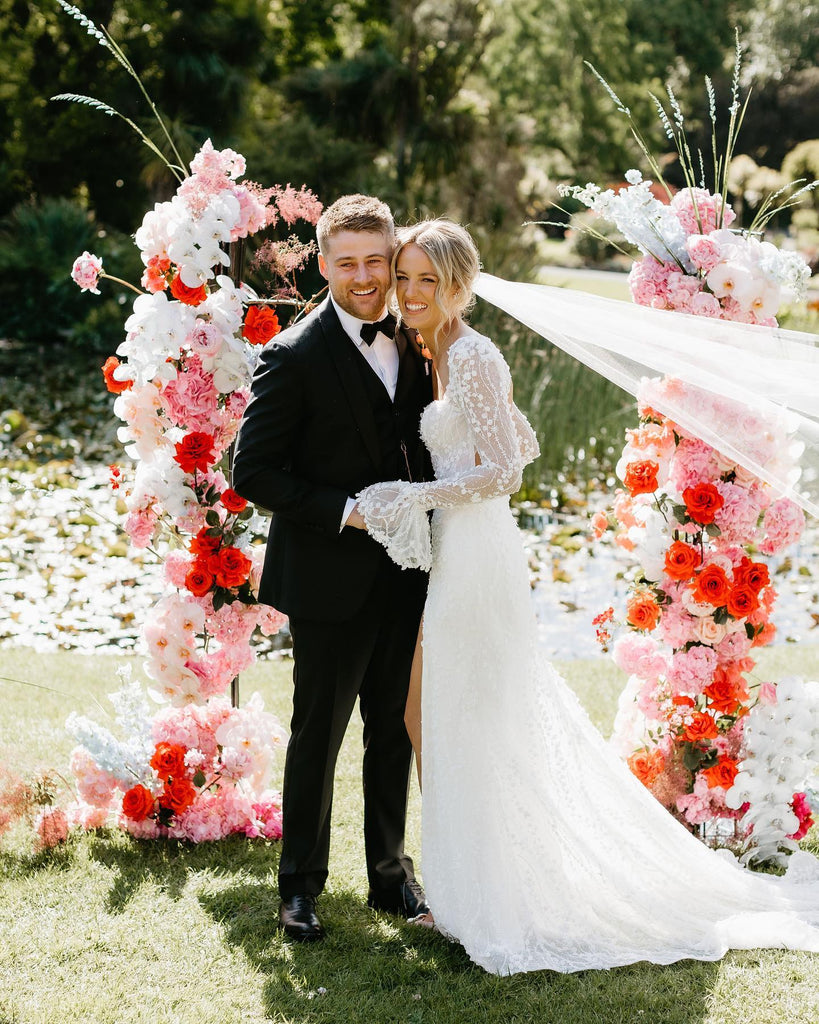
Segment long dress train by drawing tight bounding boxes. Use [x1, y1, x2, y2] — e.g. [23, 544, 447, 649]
[358, 330, 819, 975]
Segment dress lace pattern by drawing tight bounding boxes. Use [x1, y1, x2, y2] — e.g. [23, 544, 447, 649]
[359, 330, 819, 975]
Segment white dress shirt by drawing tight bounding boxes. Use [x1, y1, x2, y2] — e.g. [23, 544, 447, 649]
[330, 296, 400, 529]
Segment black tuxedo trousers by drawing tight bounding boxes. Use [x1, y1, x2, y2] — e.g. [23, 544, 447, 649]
[232, 300, 432, 898]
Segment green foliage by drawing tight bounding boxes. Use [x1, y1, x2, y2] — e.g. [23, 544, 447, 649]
[0, 196, 141, 348]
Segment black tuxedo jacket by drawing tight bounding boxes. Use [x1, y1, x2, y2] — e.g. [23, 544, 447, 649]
[232, 298, 433, 622]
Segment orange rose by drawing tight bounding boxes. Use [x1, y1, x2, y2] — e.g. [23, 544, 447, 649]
[101, 355, 132, 394]
[150, 742, 188, 782]
[623, 460, 659, 496]
[122, 784, 155, 822]
[627, 748, 665, 787]
[626, 591, 661, 631]
[220, 488, 248, 513]
[664, 541, 701, 581]
[701, 756, 740, 790]
[159, 776, 197, 815]
[751, 622, 776, 648]
[704, 667, 749, 715]
[733, 557, 770, 593]
[726, 584, 760, 620]
[242, 305, 281, 345]
[170, 275, 208, 305]
[682, 483, 724, 525]
[185, 563, 214, 597]
[189, 528, 221, 557]
[682, 713, 719, 742]
[207, 546, 252, 589]
[691, 564, 731, 606]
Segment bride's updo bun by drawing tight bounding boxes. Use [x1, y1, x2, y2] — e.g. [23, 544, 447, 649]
[393, 219, 482, 326]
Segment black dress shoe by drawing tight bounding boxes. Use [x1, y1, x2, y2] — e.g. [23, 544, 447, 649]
[367, 879, 430, 919]
[279, 894, 325, 942]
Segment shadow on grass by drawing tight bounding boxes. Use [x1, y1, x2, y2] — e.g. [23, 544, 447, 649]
[198, 882, 720, 1024]
[86, 830, 281, 913]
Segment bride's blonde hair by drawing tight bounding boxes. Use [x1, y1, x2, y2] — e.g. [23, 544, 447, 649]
[392, 219, 482, 345]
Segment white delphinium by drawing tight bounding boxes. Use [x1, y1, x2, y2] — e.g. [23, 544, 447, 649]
[725, 676, 819, 867]
[560, 172, 693, 270]
[66, 668, 154, 787]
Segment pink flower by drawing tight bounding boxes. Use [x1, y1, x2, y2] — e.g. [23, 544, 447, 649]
[670, 188, 735, 236]
[124, 507, 160, 549]
[669, 438, 721, 494]
[758, 681, 778, 706]
[34, 807, 69, 851]
[713, 481, 763, 544]
[272, 184, 323, 227]
[667, 645, 718, 696]
[161, 356, 219, 433]
[69, 748, 120, 807]
[715, 630, 752, 664]
[186, 320, 224, 359]
[758, 498, 805, 555]
[71, 251, 103, 293]
[66, 800, 110, 830]
[686, 234, 722, 273]
[256, 604, 287, 637]
[687, 291, 722, 318]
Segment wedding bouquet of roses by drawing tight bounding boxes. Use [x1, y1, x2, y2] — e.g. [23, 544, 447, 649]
[575, 39, 818, 866]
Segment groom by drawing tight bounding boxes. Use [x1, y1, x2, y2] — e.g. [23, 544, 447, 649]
[232, 194, 432, 941]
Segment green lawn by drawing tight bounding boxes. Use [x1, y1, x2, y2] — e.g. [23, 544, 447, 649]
[1, 645, 819, 1024]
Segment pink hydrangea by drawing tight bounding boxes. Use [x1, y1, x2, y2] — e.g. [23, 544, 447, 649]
[164, 550, 193, 589]
[670, 188, 735, 236]
[686, 234, 723, 273]
[715, 630, 752, 664]
[668, 438, 722, 493]
[69, 748, 120, 807]
[758, 497, 805, 555]
[246, 797, 283, 840]
[628, 257, 674, 308]
[66, 800, 110, 830]
[124, 507, 160, 549]
[71, 251, 103, 293]
[687, 291, 722, 317]
[612, 635, 667, 680]
[667, 645, 718, 696]
[713, 481, 763, 543]
[161, 355, 219, 433]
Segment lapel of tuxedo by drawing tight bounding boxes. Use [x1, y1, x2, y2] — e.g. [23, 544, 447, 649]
[319, 300, 382, 470]
[394, 324, 431, 405]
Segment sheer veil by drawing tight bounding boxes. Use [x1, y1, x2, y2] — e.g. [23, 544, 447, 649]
[473, 273, 819, 519]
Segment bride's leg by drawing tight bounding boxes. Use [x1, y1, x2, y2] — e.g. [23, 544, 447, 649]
[405, 618, 423, 789]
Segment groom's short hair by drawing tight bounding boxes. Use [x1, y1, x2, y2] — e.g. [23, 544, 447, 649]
[316, 194, 394, 256]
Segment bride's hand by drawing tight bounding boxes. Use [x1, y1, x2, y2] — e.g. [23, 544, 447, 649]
[346, 504, 367, 530]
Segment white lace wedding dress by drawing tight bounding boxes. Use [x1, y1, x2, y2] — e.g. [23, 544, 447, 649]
[358, 330, 819, 975]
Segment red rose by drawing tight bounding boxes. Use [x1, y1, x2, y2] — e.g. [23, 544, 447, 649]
[208, 545, 252, 588]
[159, 776, 197, 815]
[682, 483, 724, 525]
[185, 562, 215, 597]
[220, 488, 248, 513]
[101, 355, 132, 394]
[726, 584, 760, 619]
[122, 784, 155, 822]
[242, 305, 281, 346]
[626, 591, 661, 631]
[623, 460, 659, 497]
[682, 713, 719, 742]
[691, 564, 731, 606]
[733, 557, 770, 594]
[170, 274, 208, 306]
[173, 431, 217, 474]
[664, 541, 701, 581]
[701, 756, 740, 790]
[149, 742, 188, 781]
[189, 528, 221, 557]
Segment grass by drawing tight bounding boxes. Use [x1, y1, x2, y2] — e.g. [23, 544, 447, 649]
[2, 645, 819, 1023]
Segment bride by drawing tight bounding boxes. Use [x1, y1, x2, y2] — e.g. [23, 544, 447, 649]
[354, 218, 819, 975]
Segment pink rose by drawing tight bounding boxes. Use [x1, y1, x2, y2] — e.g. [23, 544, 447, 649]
[71, 251, 103, 293]
[758, 681, 778, 706]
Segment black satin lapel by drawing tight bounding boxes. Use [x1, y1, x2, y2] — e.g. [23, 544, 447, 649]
[395, 325, 432, 404]
[319, 303, 382, 469]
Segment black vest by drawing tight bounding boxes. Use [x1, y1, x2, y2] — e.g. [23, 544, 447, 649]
[350, 352, 425, 484]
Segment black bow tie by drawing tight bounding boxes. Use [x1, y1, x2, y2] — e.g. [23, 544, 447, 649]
[360, 313, 396, 345]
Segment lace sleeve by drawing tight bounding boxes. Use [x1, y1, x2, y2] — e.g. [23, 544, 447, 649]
[357, 335, 539, 569]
